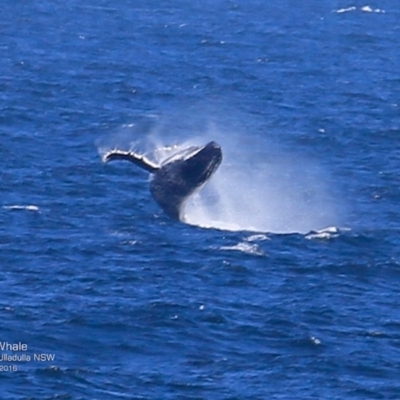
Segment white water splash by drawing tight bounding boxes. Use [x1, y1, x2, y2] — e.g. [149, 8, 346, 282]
[99, 115, 343, 234]
[181, 127, 340, 233]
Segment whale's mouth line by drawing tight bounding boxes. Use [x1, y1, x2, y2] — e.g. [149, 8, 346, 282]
[200, 154, 222, 180]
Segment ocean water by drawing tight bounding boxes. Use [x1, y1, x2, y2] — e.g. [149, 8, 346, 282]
[1, 1, 400, 398]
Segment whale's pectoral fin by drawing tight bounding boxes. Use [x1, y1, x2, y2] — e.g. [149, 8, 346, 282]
[102, 150, 159, 173]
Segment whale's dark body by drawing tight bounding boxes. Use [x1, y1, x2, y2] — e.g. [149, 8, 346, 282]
[103, 141, 222, 220]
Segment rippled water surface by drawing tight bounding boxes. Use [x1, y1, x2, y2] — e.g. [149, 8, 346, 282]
[1, 1, 400, 399]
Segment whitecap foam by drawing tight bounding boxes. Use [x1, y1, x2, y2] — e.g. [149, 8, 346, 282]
[335, 6, 357, 13]
[304, 226, 349, 240]
[220, 242, 264, 256]
[3, 205, 40, 212]
[245, 234, 270, 242]
[334, 6, 385, 13]
[361, 5, 385, 13]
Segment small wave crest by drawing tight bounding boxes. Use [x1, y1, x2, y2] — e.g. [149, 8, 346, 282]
[3, 205, 40, 212]
[220, 242, 264, 256]
[305, 226, 350, 240]
[334, 6, 385, 14]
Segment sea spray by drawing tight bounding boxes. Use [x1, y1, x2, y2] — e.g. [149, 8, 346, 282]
[184, 127, 340, 233]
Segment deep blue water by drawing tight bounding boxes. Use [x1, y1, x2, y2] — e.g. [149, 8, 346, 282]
[1, 1, 400, 399]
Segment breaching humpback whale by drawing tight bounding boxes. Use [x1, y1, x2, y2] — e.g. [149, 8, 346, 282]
[103, 141, 222, 221]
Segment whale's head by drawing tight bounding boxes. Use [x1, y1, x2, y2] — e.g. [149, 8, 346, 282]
[178, 141, 222, 187]
[151, 141, 222, 219]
